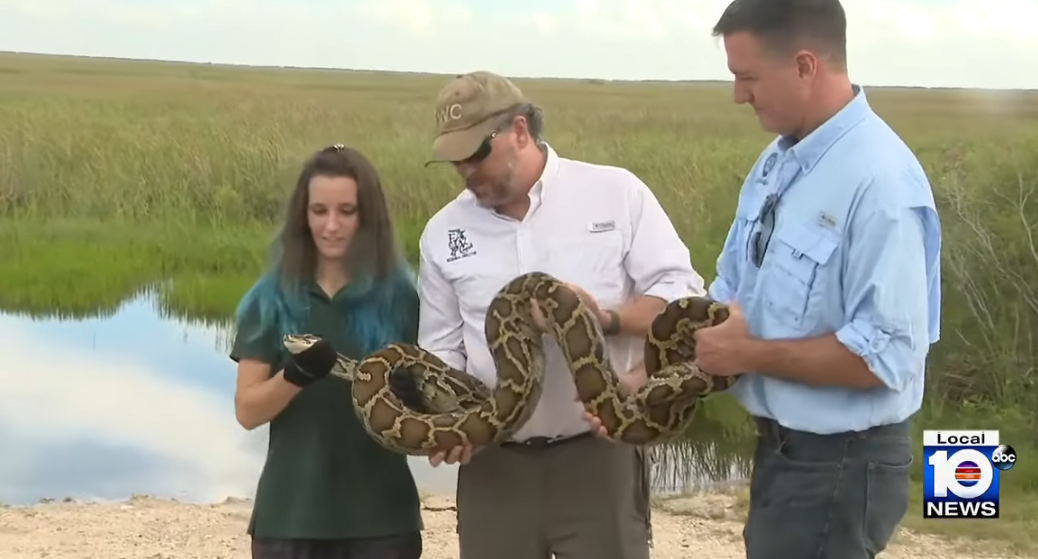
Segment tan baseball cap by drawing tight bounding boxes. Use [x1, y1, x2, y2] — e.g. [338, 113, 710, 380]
[428, 71, 527, 163]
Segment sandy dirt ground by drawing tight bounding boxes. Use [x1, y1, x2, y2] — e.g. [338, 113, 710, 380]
[0, 492, 1019, 558]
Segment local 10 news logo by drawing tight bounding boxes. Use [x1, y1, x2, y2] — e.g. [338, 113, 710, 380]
[923, 429, 1016, 519]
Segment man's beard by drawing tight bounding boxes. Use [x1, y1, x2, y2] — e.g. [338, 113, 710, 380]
[472, 182, 511, 208]
[470, 157, 517, 209]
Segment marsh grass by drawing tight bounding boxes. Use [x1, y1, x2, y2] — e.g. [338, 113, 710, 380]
[2, 52, 1038, 547]
[0, 219, 265, 322]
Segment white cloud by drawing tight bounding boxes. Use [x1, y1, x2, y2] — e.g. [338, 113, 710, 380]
[0, 0, 1034, 88]
[948, 0, 1038, 42]
[533, 12, 559, 34]
[359, 0, 474, 33]
[0, 321, 263, 503]
[0, 316, 461, 503]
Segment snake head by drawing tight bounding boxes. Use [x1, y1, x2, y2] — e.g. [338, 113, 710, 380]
[283, 333, 322, 355]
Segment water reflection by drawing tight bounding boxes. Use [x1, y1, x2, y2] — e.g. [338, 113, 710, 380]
[0, 297, 261, 505]
[0, 291, 750, 506]
[649, 435, 754, 494]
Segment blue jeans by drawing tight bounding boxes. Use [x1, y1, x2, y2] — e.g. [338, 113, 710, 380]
[743, 417, 913, 559]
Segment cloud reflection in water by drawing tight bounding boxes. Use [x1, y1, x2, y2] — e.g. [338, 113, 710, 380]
[0, 296, 458, 506]
[0, 315, 262, 505]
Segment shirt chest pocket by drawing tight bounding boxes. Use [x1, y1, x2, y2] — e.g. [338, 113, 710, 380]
[759, 222, 840, 329]
[544, 231, 626, 297]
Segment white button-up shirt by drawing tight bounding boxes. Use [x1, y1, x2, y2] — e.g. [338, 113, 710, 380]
[417, 144, 706, 441]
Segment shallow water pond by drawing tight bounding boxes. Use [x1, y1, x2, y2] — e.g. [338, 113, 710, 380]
[0, 290, 753, 506]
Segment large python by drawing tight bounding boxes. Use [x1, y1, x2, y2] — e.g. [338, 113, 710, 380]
[282, 271, 734, 456]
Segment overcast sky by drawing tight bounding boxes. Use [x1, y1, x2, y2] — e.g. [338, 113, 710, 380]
[1, 0, 1035, 90]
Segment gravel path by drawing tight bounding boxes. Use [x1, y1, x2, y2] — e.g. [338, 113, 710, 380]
[0, 492, 1017, 558]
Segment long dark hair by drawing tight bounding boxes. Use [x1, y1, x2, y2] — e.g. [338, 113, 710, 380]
[234, 144, 416, 354]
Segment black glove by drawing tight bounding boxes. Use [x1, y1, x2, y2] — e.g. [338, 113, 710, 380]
[283, 338, 339, 387]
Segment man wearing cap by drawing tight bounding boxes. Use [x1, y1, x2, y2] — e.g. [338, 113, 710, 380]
[416, 70, 708, 559]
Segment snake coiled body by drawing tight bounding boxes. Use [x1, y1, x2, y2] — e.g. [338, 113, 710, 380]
[282, 271, 733, 456]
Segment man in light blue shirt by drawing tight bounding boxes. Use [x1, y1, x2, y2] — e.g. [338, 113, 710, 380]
[694, 0, 943, 557]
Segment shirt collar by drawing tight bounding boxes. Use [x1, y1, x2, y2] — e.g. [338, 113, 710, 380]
[528, 143, 561, 207]
[779, 84, 871, 174]
[306, 280, 340, 301]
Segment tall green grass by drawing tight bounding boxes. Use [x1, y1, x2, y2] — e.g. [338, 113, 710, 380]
[3, 52, 1034, 411]
[1, 52, 1037, 548]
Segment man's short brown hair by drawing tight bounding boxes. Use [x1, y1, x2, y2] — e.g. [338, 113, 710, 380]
[711, 0, 848, 66]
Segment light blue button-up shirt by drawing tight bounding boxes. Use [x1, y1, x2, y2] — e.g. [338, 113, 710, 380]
[708, 85, 942, 434]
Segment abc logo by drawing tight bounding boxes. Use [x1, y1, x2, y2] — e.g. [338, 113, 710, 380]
[928, 445, 1016, 498]
[991, 444, 1017, 471]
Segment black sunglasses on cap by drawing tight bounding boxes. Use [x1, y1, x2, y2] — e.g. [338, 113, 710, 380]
[456, 130, 500, 165]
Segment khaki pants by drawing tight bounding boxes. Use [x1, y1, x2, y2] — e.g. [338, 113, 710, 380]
[456, 433, 652, 559]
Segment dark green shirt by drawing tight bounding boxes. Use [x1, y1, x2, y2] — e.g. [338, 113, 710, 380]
[230, 281, 423, 540]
